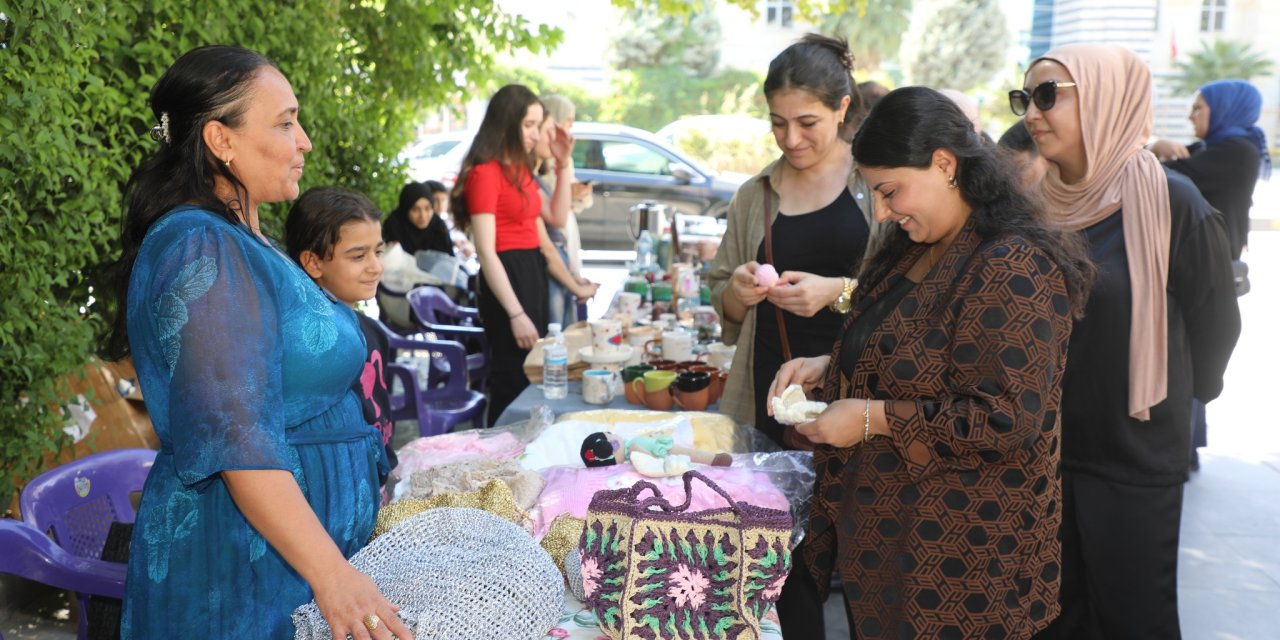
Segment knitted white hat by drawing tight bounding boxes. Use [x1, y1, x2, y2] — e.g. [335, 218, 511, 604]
[292, 507, 564, 639]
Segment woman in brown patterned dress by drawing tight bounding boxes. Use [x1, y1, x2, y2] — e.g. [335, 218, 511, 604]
[769, 87, 1094, 639]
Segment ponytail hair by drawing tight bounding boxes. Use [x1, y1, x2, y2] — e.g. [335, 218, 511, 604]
[764, 33, 866, 139]
[102, 45, 277, 361]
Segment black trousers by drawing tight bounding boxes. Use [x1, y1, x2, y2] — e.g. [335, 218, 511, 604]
[776, 538, 856, 638]
[477, 248, 547, 426]
[1033, 471, 1184, 640]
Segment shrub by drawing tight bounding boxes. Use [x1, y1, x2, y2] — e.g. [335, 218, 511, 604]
[0, 0, 555, 507]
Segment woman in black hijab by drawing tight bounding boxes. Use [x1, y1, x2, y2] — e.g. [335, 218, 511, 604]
[383, 181, 455, 255]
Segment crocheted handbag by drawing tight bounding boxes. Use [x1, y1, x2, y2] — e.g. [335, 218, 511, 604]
[579, 470, 793, 639]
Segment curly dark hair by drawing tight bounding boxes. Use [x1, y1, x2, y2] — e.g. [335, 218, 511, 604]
[853, 86, 1094, 317]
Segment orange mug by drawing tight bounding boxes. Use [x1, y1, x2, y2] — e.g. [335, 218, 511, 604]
[672, 386, 710, 411]
[709, 370, 728, 404]
[644, 386, 675, 410]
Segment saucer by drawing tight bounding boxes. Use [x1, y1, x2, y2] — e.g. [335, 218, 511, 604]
[579, 345, 634, 365]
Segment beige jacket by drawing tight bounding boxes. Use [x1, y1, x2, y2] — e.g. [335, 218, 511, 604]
[708, 156, 883, 427]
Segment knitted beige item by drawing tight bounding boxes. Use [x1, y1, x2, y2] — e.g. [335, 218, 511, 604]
[374, 479, 521, 539]
[293, 507, 564, 640]
[407, 458, 545, 510]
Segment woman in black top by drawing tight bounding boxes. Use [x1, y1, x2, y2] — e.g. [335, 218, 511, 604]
[383, 181, 455, 256]
[1017, 44, 1241, 640]
[1150, 79, 1270, 260]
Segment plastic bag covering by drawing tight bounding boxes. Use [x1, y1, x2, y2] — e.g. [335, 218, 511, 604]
[391, 406, 554, 500]
[291, 507, 564, 640]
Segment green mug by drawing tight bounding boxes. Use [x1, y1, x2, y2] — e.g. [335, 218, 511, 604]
[637, 369, 676, 393]
[621, 363, 655, 382]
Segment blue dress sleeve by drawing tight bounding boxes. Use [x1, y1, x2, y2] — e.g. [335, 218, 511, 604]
[146, 225, 293, 489]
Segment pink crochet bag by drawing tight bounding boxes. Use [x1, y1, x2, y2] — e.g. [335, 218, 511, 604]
[578, 470, 793, 639]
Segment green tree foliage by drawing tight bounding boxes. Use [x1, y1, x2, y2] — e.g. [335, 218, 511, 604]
[491, 65, 604, 123]
[598, 65, 764, 133]
[901, 0, 1009, 92]
[0, 0, 555, 506]
[816, 0, 914, 71]
[610, 2, 722, 79]
[1173, 39, 1274, 96]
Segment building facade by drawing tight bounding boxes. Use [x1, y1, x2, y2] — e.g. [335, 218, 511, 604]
[1024, 0, 1278, 143]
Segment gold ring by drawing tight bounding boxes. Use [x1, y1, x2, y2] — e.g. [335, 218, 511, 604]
[362, 614, 381, 631]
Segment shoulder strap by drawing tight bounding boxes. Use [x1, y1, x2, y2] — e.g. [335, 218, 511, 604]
[761, 177, 792, 362]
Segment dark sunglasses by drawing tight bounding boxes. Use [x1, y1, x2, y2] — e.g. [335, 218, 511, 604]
[1009, 81, 1078, 116]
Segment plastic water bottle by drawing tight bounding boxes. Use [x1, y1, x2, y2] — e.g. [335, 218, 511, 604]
[543, 323, 568, 400]
[635, 230, 654, 268]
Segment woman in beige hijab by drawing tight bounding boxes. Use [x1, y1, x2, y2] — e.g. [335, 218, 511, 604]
[1014, 44, 1240, 639]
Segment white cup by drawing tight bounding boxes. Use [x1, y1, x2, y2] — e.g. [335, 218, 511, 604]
[661, 330, 694, 363]
[583, 369, 620, 405]
[589, 319, 623, 354]
[707, 342, 736, 370]
[615, 291, 642, 316]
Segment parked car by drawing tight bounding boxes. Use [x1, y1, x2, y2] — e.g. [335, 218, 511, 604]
[401, 130, 474, 188]
[569, 123, 744, 250]
[401, 123, 745, 251]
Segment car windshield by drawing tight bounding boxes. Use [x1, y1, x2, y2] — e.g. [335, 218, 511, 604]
[417, 139, 461, 159]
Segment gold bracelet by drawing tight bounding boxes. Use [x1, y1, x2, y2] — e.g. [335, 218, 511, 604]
[863, 398, 873, 444]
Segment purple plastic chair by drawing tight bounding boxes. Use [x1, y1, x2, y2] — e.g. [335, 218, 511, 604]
[10, 448, 156, 640]
[405, 286, 490, 392]
[0, 520, 128, 640]
[374, 319, 486, 437]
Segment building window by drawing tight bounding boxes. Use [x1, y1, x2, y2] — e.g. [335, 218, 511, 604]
[1200, 0, 1227, 33]
[765, 0, 794, 28]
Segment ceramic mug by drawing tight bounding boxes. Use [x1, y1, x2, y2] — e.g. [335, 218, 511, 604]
[708, 370, 728, 404]
[675, 370, 711, 392]
[706, 342, 736, 370]
[583, 369, 620, 405]
[631, 370, 676, 410]
[589, 319, 624, 354]
[663, 331, 695, 363]
[672, 386, 710, 411]
[615, 291, 642, 316]
[621, 364, 654, 404]
[647, 359, 680, 371]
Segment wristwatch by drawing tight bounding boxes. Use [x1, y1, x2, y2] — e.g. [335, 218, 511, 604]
[829, 277, 857, 314]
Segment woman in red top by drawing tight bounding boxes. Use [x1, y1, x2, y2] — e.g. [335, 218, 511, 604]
[451, 84, 598, 425]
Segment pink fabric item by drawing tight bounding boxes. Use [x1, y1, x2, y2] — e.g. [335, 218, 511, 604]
[532, 465, 791, 537]
[755, 263, 779, 287]
[394, 431, 524, 479]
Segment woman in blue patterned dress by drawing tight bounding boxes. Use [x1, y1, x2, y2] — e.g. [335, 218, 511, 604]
[102, 46, 413, 639]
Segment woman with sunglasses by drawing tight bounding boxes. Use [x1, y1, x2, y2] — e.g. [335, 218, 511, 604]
[1012, 44, 1241, 639]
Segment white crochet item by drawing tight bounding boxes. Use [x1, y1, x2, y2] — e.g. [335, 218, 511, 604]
[292, 507, 564, 640]
[564, 546, 587, 601]
[770, 384, 828, 426]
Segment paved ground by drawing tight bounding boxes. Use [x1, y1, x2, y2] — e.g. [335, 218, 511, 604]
[5, 181, 1279, 638]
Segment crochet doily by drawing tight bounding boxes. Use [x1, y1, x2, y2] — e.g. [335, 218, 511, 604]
[292, 507, 564, 640]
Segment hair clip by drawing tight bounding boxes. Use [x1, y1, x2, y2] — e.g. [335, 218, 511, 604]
[149, 111, 171, 144]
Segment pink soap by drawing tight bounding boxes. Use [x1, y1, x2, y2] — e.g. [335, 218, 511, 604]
[756, 263, 779, 287]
